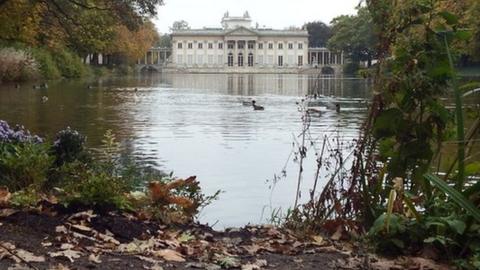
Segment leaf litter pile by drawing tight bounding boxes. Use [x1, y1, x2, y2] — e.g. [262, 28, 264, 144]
[0, 184, 451, 269]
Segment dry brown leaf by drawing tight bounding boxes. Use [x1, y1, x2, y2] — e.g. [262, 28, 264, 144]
[311, 235, 324, 246]
[55, 225, 68, 234]
[97, 233, 120, 245]
[60, 243, 74, 250]
[0, 187, 11, 206]
[0, 209, 18, 218]
[67, 211, 96, 222]
[48, 250, 82, 263]
[152, 249, 185, 262]
[88, 254, 102, 264]
[15, 249, 45, 263]
[71, 224, 92, 232]
[243, 244, 261, 255]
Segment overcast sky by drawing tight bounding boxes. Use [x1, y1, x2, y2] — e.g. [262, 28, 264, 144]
[153, 0, 360, 34]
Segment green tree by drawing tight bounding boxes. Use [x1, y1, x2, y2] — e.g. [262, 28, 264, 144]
[328, 7, 377, 66]
[170, 20, 190, 31]
[302, 21, 332, 47]
[157, 34, 172, 48]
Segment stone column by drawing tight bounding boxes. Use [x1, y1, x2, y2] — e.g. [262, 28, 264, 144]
[234, 40, 237, 66]
[144, 52, 148, 65]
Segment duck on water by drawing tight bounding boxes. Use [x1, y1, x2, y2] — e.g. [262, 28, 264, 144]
[252, 100, 264, 111]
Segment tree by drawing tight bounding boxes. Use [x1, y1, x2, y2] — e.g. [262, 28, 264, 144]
[327, 7, 377, 66]
[0, 0, 163, 55]
[302, 21, 332, 47]
[157, 34, 172, 48]
[170, 20, 190, 32]
[108, 21, 159, 64]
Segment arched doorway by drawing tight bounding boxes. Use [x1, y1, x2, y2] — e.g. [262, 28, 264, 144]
[248, 53, 254, 67]
[238, 53, 244, 67]
[227, 53, 234, 67]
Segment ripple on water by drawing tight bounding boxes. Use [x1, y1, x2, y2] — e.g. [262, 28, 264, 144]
[0, 74, 371, 228]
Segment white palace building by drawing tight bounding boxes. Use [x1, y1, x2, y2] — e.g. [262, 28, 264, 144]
[168, 12, 343, 73]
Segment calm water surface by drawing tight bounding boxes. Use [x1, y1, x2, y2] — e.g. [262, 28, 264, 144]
[0, 73, 370, 228]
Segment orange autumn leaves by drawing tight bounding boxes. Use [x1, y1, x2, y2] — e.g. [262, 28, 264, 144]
[148, 176, 198, 211]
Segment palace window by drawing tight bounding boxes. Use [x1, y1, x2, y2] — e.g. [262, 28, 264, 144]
[258, 43, 263, 49]
[187, 54, 193, 65]
[288, 55, 294, 65]
[188, 43, 193, 49]
[177, 55, 183, 64]
[288, 43, 293, 49]
[238, 53, 244, 66]
[248, 42, 254, 49]
[258, 55, 264, 65]
[268, 43, 273, 50]
[278, 43, 283, 50]
[208, 43, 213, 49]
[208, 55, 214, 65]
[228, 42, 234, 49]
[177, 43, 183, 49]
[298, 55, 303, 66]
[238, 42, 245, 49]
[267, 55, 273, 65]
[197, 55, 203, 65]
[298, 43, 303, 49]
[248, 53, 254, 66]
[198, 43, 203, 49]
[218, 55, 223, 65]
[278, 55, 283, 66]
[227, 53, 234, 66]
[219, 43, 223, 49]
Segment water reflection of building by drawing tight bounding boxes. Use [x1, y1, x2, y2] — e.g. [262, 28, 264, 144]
[164, 74, 370, 98]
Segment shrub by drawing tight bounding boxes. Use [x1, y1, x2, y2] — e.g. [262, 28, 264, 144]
[0, 47, 39, 82]
[342, 62, 360, 75]
[30, 47, 61, 79]
[53, 127, 88, 165]
[62, 172, 131, 210]
[0, 143, 54, 191]
[53, 50, 88, 78]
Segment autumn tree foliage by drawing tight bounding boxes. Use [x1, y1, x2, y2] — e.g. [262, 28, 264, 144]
[0, 0, 161, 64]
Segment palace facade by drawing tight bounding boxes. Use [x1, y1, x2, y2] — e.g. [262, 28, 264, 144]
[171, 12, 310, 71]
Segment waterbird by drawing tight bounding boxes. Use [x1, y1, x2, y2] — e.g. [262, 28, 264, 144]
[87, 85, 93, 89]
[41, 96, 48, 103]
[15, 84, 20, 89]
[252, 100, 264, 111]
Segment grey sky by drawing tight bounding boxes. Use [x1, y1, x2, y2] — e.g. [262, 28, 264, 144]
[153, 0, 360, 33]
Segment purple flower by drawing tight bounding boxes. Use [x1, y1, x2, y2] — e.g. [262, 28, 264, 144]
[0, 120, 43, 144]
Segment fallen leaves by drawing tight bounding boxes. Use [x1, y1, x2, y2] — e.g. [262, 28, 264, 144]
[241, 259, 268, 270]
[48, 250, 82, 263]
[0, 187, 11, 207]
[152, 249, 185, 262]
[0, 241, 46, 264]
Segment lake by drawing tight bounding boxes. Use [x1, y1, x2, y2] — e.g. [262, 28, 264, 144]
[0, 73, 371, 228]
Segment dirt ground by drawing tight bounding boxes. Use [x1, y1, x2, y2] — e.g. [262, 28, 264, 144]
[0, 210, 349, 270]
[0, 209, 452, 270]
